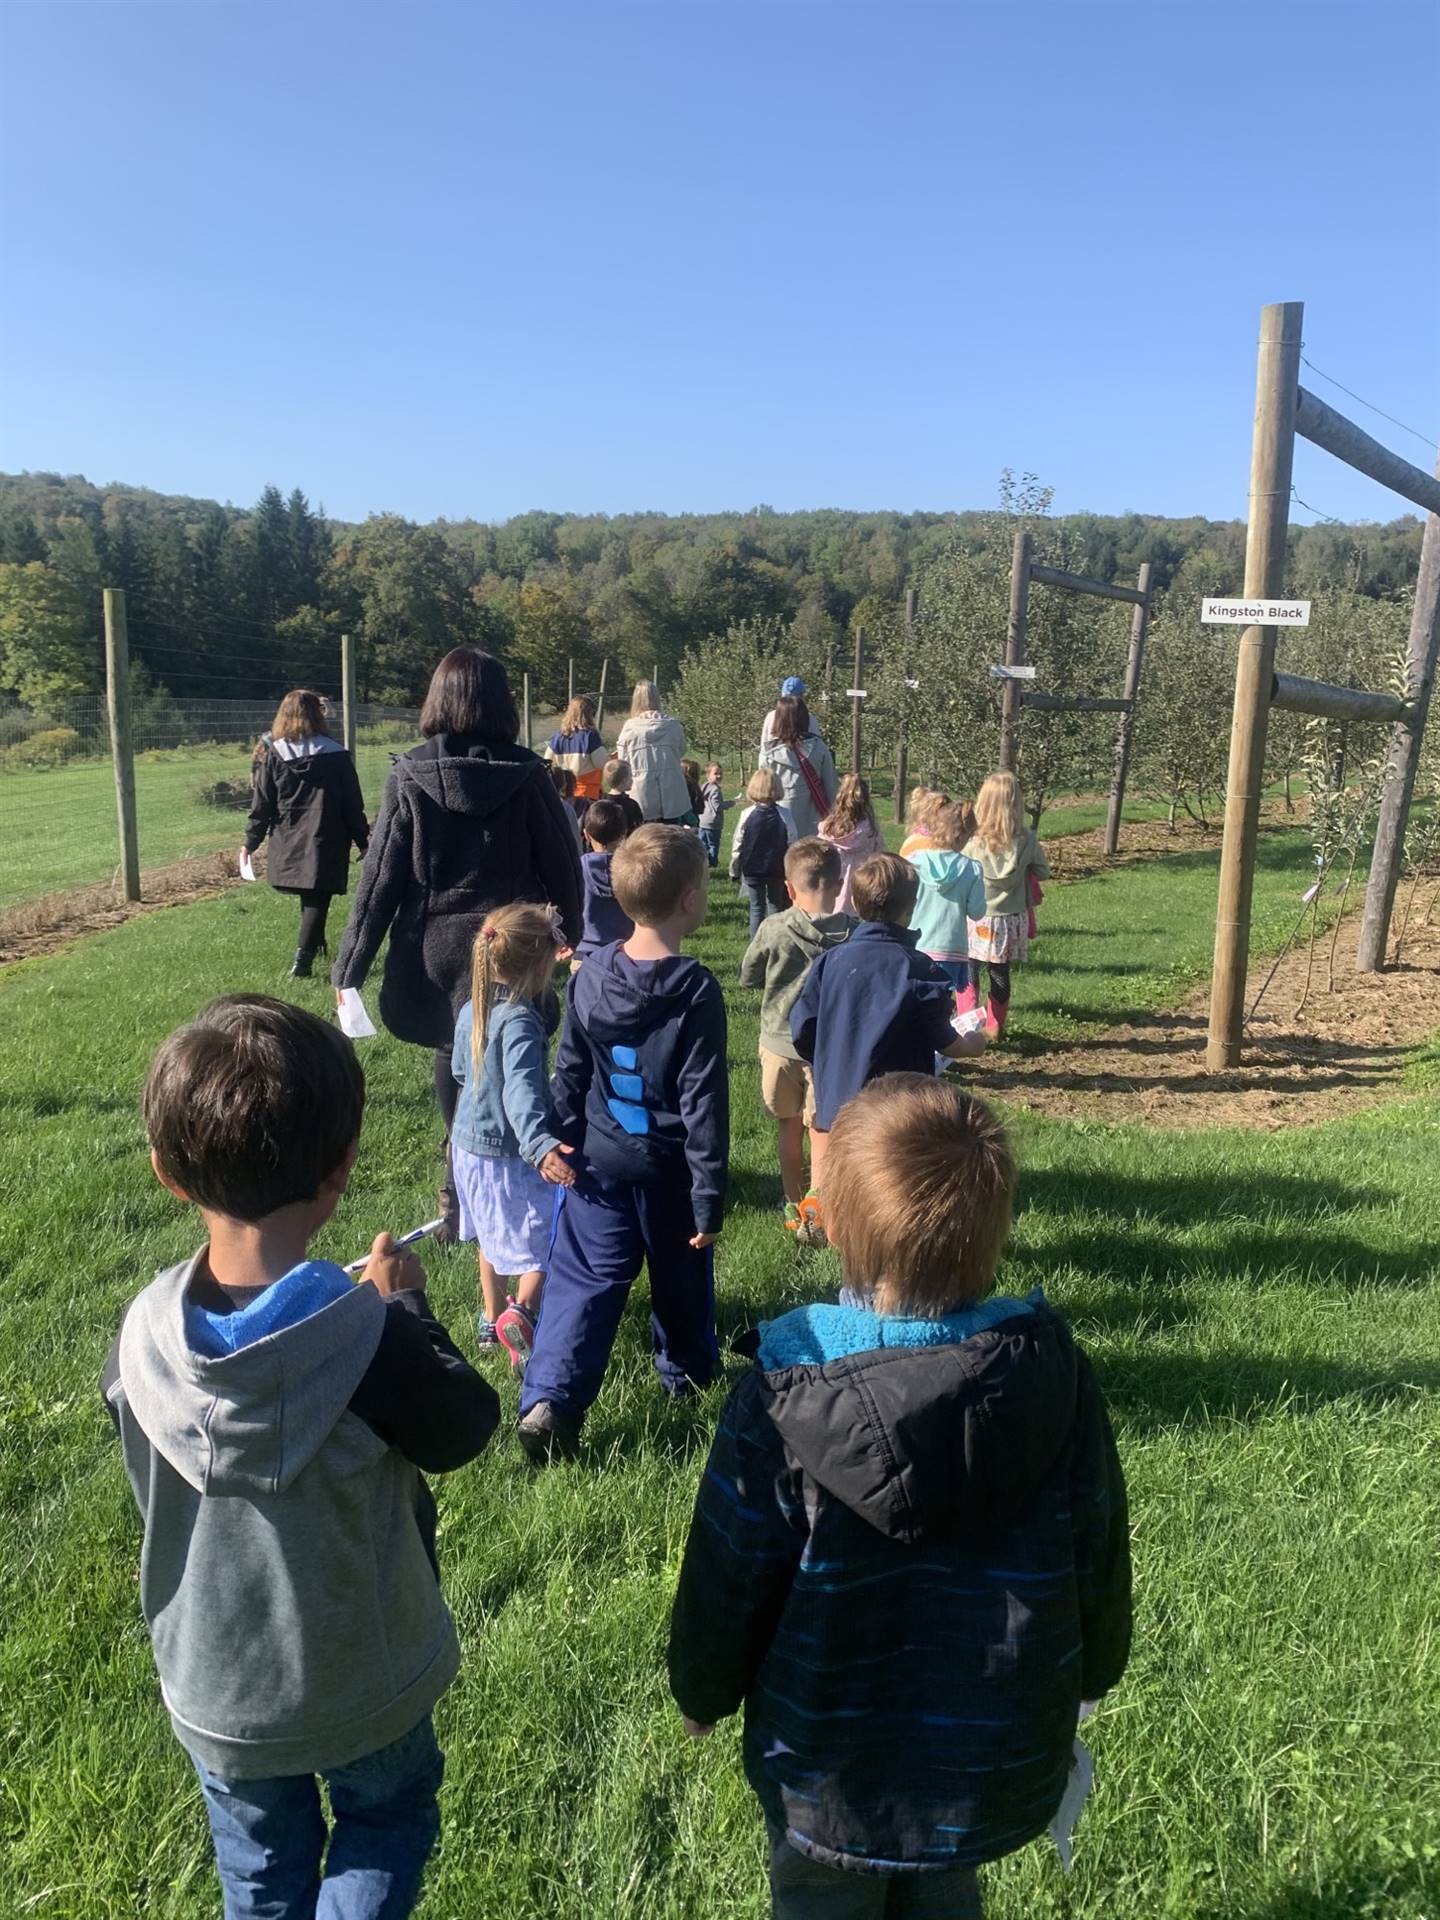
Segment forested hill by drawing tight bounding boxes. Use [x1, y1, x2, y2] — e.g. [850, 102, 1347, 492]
[0, 468, 1424, 710]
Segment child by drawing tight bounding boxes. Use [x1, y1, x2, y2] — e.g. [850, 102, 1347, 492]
[697, 761, 729, 867]
[602, 755, 646, 834]
[549, 765, 585, 852]
[103, 995, 498, 1919]
[680, 756, 705, 830]
[818, 772, 885, 915]
[452, 905, 576, 1370]
[730, 768, 797, 938]
[963, 770, 1052, 1035]
[898, 785, 943, 860]
[668, 1073, 1132, 1917]
[738, 837, 854, 1235]
[908, 797, 985, 1005]
[546, 694, 609, 801]
[575, 797, 636, 963]
[789, 853, 986, 1239]
[517, 827, 727, 1461]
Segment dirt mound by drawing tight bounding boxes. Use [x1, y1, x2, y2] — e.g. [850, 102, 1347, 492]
[973, 912, 1440, 1131]
[0, 849, 258, 965]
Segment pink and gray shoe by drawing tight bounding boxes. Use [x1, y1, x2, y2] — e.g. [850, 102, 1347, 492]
[495, 1298, 537, 1376]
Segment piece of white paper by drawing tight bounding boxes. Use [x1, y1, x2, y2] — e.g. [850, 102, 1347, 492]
[1048, 1734, 1094, 1871]
[1301, 881, 1321, 904]
[239, 850, 257, 882]
[337, 988, 377, 1039]
[954, 1008, 987, 1037]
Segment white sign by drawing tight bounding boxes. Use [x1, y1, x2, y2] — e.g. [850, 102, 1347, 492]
[845, 687, 867, 698]
[989, 664, 1038, 681]
[1201, 597, 1311, 627]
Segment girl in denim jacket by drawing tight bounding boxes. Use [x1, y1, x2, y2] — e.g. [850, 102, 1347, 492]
[451, 905, 575, 1370]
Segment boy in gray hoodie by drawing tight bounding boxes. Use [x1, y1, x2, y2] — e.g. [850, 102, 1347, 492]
[738, 837, 854, 1241]
[102, 994, 498, 1920]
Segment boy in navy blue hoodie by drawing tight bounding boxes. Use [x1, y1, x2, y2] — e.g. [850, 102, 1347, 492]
[574, 797, 636, 963]
[518, 826, 728, 1460]
[789, 853, 986, 1243]
[669, 1074, 1131, 1916]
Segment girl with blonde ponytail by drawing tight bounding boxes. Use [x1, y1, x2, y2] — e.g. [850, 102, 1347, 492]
[450, 904, 573, 1368]
[961, 772, 1052, 1036]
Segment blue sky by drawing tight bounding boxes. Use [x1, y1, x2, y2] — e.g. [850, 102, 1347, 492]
[2, 0, 1436, 527]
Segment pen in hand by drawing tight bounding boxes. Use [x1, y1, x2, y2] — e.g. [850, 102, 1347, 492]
[344, 1217, 447, 1276]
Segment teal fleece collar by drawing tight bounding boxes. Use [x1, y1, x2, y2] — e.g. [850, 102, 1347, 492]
[757, 1289, 1042, 1370]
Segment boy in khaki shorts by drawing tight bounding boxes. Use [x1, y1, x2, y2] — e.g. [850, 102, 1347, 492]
[739, 837, 854, 1242]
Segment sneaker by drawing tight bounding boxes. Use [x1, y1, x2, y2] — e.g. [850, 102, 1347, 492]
[495, 1299, 537, 1376]
[476, 1315, 500, 1350]
[517, 1400, 581, 1464]
[782, 1201, 803, 1235]
[794, 1193, 827, 1249]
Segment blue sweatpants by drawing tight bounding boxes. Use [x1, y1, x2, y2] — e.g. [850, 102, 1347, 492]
[518, 1172, 721, 1424]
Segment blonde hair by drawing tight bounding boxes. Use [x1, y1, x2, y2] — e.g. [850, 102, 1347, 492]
[747, 768, 782, 804]
[468, 904, 562, 1079]
[973, 772, 1024, 853]
[821, 772, 876, 840]
[630, 679, 661, 717]
[785, 836, 841, 895]
[271, 689, 329, 743]
[611, 824, 707, 926]
[930, 798, 977, 852]
[560, 695, 595, 735]
[822, 1074, 1015, 1315]
[603, 757, 633, 793]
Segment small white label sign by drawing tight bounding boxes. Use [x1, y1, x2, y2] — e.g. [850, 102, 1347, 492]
[1201, 597, 1311, 626]
[990, 664, 1038, 681]
[845, 687, 867, 698]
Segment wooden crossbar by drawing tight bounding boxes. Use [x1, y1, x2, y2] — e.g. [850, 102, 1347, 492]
[1028, 564, 1149, 606]
[1295, 388, 1440, 517]
[1270, 672, 1409, 724]
[1020, 693, 1133, 714]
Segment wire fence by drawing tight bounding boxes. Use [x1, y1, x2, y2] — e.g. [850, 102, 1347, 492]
[0, 694, 419, 913]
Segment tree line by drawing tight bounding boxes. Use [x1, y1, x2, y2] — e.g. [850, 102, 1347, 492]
[0, 468, 1425, 722]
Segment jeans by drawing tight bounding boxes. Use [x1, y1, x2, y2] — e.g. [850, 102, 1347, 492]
[194, 1715, 444, 1920]
[744, 875, 788, 938]
[766, 1826, 982, 1919]
[930, 957, 970, 996]
[296, 890, 333, 953]
[699, 824, 721, 866]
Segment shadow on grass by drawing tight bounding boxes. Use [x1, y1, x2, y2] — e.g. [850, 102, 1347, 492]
[1017, 1167, 1391, 1229]
[1193, 1859, 1430, 1919]
[1101, 1347, 1437, 1436]
[1010, 1225, 1429, 1291]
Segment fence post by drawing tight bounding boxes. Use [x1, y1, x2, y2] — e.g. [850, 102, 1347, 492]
[999, 531, 1032, 773]
[596, 656, 610, 730]
[1103, 563, 1153, 856]
[896, 587, 916, 821]
[103, 587, 141, 902]
[522, 672, 532, 750]
[1356, 455, 1440, 970]
[653, 661, 660, 692]
[340, 633, 357, 756]
[850, 627, 864, 773]
[1206, 300, 1304, 1072]
[567, 656, 575, 704]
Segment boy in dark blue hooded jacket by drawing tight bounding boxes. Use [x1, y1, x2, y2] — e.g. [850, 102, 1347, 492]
[669, 1074, 1131, 1918]
[518, 826, 728, 1459]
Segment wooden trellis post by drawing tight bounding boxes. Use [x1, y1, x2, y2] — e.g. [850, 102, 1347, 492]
[896, 588, 916, 821]
[596, 656, 610, 730]
[103, 587, 140, 902]
[1104, 563, 1153, 856]
[340, 632, 357, 756]
[849, 627, 864, 772]
[999, 532, 1032, 773]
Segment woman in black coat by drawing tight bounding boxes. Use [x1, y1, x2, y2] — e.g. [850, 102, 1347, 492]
[243, 689, 370, 976]
[332, 648, 584, 1234]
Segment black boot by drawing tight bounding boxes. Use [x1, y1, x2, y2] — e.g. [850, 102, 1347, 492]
[432, 1143, 461, 1246]
[290, 947, 316, 979]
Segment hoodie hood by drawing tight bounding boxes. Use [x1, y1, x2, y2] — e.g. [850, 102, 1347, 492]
[118, 1254, 386, 1496]
[397, 736, 543, 820]
[271, 734, 346, 765]
[824, 823, 876, 852]
[966, 826, 1038, 885]
[570, 941, 708, 1049]
[756, 1297, 1078, 1545]
[785, 907, 853, 955]
[582, 849, 617, 902]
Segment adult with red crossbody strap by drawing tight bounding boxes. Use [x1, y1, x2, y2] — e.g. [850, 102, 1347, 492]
[758, 693, 837, 840]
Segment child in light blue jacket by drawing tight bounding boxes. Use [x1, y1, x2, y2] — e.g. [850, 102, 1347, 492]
[906, 799, 987, 1005]
[451, 905, 574, 1371]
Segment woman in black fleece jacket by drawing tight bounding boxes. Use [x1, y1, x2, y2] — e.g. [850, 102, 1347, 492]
[332, 650, 583, 1232]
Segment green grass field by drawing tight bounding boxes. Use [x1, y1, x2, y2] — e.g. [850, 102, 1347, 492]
[0, 743, 407, 909]
[1, 828, 1437, 1917]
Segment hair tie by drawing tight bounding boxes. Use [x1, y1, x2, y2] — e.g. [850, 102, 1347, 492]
[482, 927, 497, 943]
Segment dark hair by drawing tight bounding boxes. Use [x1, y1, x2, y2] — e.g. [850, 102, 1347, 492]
[772, 695, 812, 748]
[550, 765, 576, 798]
[419, 648, 519, 742]
[853, 852, 919, 925]
[144, 995, 364, 1223]
[584, 797, 629, 848]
